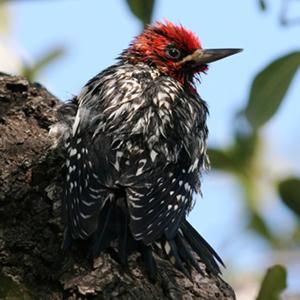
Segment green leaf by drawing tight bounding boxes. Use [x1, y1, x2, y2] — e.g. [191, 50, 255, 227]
[21, 46, 65, 82]
[278, 177, 300, 218]
[30, 47, 65, 77]
[258, 0, 267, 11]
[208, 131, 258, 175]
[249, 212, 274, 242]
[207, 148, 236, 172]
[256, 265, 287, 300]
[245, 51, 300, 130]
[232, 130, 258, 168]
[126, 0, 155, 26]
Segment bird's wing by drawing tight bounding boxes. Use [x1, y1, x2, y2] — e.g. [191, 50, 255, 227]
[64, 133, 113, 240]
[63, 63, 149, 241]
[125, 149, 200, 245]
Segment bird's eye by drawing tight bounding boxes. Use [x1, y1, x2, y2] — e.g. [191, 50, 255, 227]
[165, 47, 181, 60]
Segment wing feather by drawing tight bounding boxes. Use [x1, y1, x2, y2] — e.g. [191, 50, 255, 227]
[125, 150, 198, 245]
[64, 134, 110, 239]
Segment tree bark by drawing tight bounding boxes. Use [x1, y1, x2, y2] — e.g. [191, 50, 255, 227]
[0, 73, 236, 300]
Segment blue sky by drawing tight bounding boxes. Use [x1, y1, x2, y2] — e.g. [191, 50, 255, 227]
[2, 0, 300, 295]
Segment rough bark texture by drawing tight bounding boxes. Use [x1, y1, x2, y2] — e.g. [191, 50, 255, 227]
[0, 73, 236, 300]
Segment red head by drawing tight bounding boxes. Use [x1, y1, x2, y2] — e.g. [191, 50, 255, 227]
[122, 20, 242, 86]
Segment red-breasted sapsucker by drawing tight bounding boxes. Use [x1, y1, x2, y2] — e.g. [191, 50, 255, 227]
[53, 20, 241, 279]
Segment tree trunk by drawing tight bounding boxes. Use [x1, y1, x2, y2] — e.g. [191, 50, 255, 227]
[0, 73, 236, 300]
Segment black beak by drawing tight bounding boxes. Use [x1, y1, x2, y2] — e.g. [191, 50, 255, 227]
[179, 48, 243, 65]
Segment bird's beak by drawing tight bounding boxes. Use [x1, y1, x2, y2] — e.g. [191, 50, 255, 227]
[179, 48, 243, 66]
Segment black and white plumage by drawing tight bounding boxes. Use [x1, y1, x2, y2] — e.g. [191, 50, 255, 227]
[55, 21, 241, 279]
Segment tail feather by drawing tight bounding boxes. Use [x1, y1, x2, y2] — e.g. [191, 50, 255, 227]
[62, 227, 73, 251]
[174, 234, 203, 275]
[116, 205, 129, 266]
[180, 219, 224, 275]
[158, 219, 223, 277]
[168, 239, 191, 278]
[139, 244, 157, 282]
[182, 220, 224, 266]
[91, 202, 114, 258]
[63, 201, 224, 279]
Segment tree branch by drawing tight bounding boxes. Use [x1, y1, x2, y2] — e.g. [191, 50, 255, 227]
[0, 73, 236, 300]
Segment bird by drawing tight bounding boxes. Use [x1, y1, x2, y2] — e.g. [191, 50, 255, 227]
[55, 20, 242, 280]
